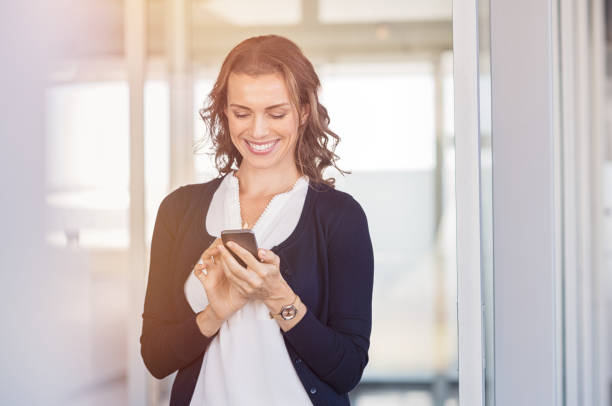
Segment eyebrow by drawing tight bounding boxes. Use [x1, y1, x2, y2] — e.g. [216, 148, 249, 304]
[229, 103, 290, 110]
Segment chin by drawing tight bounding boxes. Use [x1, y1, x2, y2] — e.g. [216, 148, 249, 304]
[243, 159, 283, 171]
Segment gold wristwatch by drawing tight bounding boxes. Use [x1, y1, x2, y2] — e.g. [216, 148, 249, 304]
[269, 294, 301, 321]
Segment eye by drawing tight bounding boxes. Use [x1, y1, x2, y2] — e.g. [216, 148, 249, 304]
[233, 112, 249, 119]
[270, 113, 286, 119]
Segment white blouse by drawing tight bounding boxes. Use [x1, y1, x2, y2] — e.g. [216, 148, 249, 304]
[184, 171, 313, 406]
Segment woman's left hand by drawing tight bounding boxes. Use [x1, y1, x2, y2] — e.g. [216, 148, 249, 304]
[216, 241, 294, 304]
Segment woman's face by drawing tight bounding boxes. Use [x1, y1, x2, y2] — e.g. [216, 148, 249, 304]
[224, 71, 308, 173]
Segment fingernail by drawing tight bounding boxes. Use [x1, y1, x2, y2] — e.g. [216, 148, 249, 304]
[259, 248, 266, 255]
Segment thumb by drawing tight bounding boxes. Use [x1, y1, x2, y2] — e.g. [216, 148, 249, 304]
[258, 248, 280, 267]
[258, 248, 268, 261]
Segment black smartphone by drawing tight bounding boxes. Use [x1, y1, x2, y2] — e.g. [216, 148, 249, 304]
[220, 229, 260, 268]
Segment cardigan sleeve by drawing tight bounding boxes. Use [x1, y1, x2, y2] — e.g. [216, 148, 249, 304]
[282, 196, 374, 394]
[140, 188, 215, 379]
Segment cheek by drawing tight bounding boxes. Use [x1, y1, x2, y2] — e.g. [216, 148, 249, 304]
[276, 119, 300, 138]
[227, 118, 247, 135]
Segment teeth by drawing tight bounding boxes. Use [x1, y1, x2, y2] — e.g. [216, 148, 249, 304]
[248, 140, 277, 151]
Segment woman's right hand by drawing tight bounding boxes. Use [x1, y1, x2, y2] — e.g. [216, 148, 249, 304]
[193, 237, 249, 321]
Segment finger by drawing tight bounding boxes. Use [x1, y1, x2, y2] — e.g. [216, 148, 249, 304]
[202, 239, 220, 258]
[219, 256, 252, 295]
[225, 241, 267, 277]
[198, 253, 221, 276]
[194, 257, 220, 283]
[218, 244, 264, 286]
[200, 246, 220, 264]
[201, 258, 218, 275]
[203, 256, 225, 279]
[217, 243, 258, 280]
[257, 248, 280, 267]
[193, 263, 209, 285]
[199, 238, 223, 263]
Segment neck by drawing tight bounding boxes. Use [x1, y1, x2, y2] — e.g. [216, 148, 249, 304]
[234, 162, 302, 198]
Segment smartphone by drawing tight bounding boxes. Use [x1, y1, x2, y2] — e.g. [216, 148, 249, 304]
[220, 229, 260, 268]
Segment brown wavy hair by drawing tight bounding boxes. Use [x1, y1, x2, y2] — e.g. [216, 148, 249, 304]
[195, 34, 350, 189]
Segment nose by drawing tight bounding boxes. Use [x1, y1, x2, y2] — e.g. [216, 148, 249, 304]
[252, 114, 269, 139]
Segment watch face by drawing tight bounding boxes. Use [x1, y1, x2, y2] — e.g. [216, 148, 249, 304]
[280, 305, 297, 320]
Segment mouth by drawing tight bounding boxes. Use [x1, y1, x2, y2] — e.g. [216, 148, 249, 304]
[244, 139, 280, 155]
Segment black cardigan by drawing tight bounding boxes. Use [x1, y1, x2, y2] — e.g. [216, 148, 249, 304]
[140, 173, 375, 405]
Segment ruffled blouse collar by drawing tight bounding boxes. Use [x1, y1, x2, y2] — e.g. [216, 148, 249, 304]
[222, 170, 309, 232]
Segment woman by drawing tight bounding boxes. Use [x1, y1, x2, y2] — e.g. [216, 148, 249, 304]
[140, 34, 374, 406]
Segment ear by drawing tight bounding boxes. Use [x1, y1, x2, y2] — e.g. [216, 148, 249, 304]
[299, 103, 310, 126]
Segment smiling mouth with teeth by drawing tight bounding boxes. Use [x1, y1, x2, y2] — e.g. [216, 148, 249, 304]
[245, 139, 279, 152]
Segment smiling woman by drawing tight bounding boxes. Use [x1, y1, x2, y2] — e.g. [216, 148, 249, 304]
[197, 34, 351, 188]
[140, 34, 375, 406]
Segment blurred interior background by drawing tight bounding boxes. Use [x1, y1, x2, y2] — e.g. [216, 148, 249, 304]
[2, 0, 612, 405]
